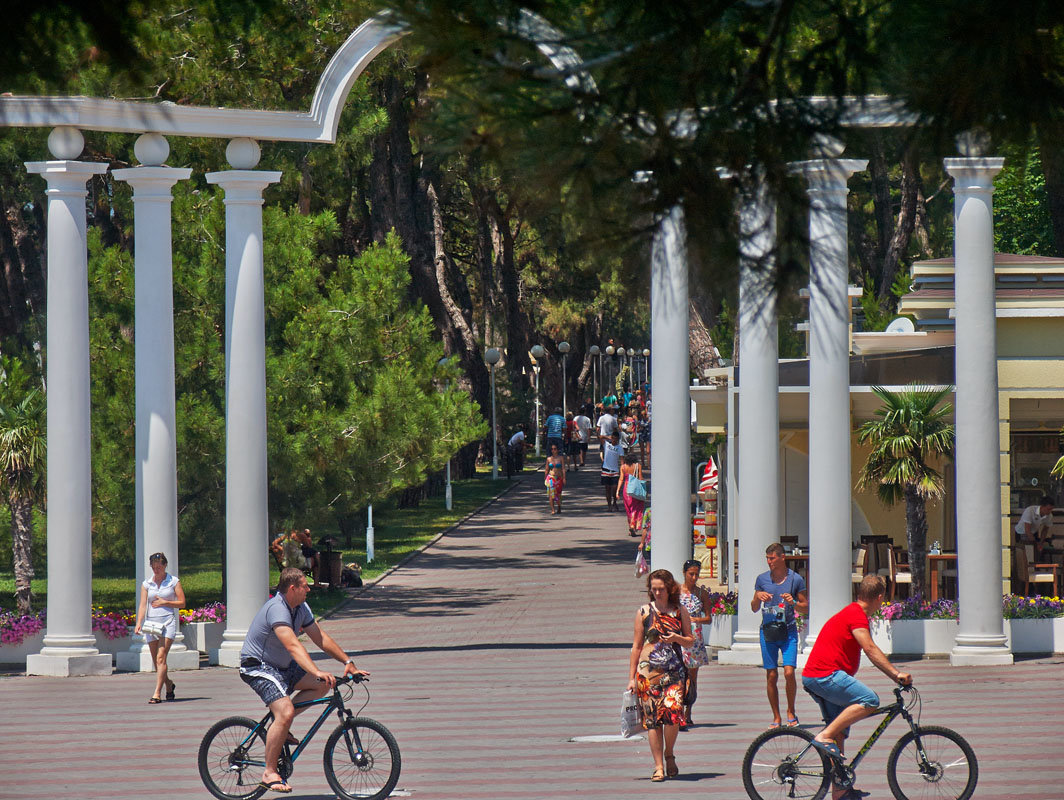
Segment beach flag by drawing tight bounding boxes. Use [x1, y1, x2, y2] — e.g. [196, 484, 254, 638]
[698, 457, 718, 496]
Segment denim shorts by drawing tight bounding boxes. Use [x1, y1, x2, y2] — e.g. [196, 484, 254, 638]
[239, 659, 307, 706]
[759, 626, 799, 670]
[802, 670, 880, 727]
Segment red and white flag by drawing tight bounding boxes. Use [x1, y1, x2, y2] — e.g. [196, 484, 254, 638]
[699, 458, 718, 494]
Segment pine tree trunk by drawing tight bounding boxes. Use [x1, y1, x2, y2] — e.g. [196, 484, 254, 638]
[905, 485, 928, 597]
[10, 491, 34, 614]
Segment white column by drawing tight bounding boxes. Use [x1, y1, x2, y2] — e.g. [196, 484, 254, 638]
[796, 156, 867, 647]
[649, 204, 690, 579]
[720, 181, 779, 665]
[206, 139, 281, 667]
[25, 128, 111, 677]
[946, 142, 1013, 666]
[113, 134, 199, 672]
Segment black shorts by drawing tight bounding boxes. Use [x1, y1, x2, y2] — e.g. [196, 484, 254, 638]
[575, 442, 588, 452]
[601, 473, 619, 486]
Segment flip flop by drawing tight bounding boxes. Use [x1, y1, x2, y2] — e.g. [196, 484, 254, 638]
[786, 715, 800, 726]
[810, 739, 844, 761]
[257, 780, 292, 794]
[166, 681, 176, 701]
[148, 697, 162, 704]
[768, 721, 781, 729]
[650, 768, 665, 782]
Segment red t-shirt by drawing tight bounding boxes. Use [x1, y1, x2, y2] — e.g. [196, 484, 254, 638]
[802, 602, 869, 678]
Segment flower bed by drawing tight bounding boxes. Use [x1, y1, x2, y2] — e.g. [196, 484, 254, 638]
[1, 603, 226, 649]
[180, 602, 226, 624]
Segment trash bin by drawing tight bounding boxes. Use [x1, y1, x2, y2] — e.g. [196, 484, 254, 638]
[324, 551, 342, 587]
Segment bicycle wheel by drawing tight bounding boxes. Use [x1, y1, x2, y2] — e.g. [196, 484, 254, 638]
[323, 716, 402, 800]
[887, 724, 978, 800]
[198, 716, 268, 800]
[742, 727, 832, 800]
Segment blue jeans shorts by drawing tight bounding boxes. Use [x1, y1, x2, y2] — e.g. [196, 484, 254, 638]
[760, 626, 799, 670]
[802, 670, 880, 728]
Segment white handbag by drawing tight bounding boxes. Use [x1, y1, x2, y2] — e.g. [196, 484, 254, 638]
[141, 619, 166, 637]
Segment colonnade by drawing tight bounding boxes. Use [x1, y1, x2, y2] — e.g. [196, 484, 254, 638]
[716, 138, 1012, 666]
[20, 122, 1013, 675]
[25, 128, 274, 675]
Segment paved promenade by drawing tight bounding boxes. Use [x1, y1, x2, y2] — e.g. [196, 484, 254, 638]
[2, 462, 1062, 799]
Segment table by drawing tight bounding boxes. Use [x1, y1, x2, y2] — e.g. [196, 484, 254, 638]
[928, 553, 958, 602]
[784, 553, 809, 581]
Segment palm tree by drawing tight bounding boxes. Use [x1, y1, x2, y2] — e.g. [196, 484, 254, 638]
[0, 389, 46, 614]
[857, 385, 955, 597]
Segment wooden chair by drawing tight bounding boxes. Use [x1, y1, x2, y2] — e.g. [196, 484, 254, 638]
[878, 543, 913, 600]
[1014, 545, 1059, 597]
[851, 547, 868, 598]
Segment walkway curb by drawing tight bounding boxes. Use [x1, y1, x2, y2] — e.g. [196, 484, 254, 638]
[321, 477, 523, 620]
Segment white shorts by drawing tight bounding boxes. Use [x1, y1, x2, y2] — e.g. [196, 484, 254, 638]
[143, 617, 177, 642]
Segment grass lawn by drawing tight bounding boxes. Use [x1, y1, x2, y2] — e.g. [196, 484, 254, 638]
[0, 476, 511, 617]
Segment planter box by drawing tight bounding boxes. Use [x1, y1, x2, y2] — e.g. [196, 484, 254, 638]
[1006, 617, 1064, 654]
[706, 615, 737, 649]
[183, 621, 224, 653]
[869, 619, 958, 656]
[0, 631, 128, 665]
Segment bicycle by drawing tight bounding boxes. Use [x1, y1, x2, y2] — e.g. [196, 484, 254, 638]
[198, 673, 401, 800]
[741, 685, 977, 800]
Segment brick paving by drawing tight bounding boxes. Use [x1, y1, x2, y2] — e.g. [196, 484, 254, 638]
[2, 458, 1063, 799]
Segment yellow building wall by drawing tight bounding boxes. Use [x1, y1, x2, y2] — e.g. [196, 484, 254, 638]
[998, 318, 1064, 358]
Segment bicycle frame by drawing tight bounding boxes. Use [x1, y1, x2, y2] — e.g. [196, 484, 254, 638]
[237, 680, 363, 769]
[801, 687, 919, 775]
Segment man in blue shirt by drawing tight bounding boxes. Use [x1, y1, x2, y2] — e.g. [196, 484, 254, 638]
[239, 568, 369, 793]
[544, 406, 565, 456]
[751, 542, 809, 728]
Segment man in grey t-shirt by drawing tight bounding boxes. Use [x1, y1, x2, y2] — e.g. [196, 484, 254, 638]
[239, 567, 368, 793]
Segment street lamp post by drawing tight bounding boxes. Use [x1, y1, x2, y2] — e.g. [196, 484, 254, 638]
[605, 344, 615, 400]
[438, 356, 453, 511]
[642, 348, 651, 391]
[589, 345, 600, 415]
[531, 344, 545, 456]
[484, 347, 501, 479]
[627, 348, 636, 393]
[558, 341, 570, 415]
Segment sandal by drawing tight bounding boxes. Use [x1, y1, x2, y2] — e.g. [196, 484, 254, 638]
[257, 780, 292, 794]
[166, 681, 176, 701]
[148, 696, 162, 704]
[768, 721, 781, 729]
[651, 768, 665, 782]
[665, 755, 678, 778]
[786, 715, 799, 727]
[811, 739, 844, 761]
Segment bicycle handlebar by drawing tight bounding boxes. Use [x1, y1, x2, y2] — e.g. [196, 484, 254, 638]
[338, 673, 368, 684]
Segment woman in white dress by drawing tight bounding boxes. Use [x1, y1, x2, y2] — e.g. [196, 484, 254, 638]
[134, 552, 185, 703]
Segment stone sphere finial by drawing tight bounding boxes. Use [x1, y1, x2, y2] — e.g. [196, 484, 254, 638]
[226, 138, 261, 169]
[47, 127, 84, 160]
[955, 128, 991, 157]
[134, 133, 170, 166]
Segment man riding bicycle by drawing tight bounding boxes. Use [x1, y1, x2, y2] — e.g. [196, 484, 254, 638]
[239, 567, 369, 794]
[802, 574, 912, 800]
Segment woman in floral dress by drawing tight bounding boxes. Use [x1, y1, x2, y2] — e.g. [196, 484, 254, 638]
[627, 569, 695, 782]
[679, 560, 712, 728]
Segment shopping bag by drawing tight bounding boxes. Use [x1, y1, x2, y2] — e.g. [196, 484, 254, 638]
[635, 548, 649, 577]
[626, 475, 648, 501]
[621, 690, 642, 738]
